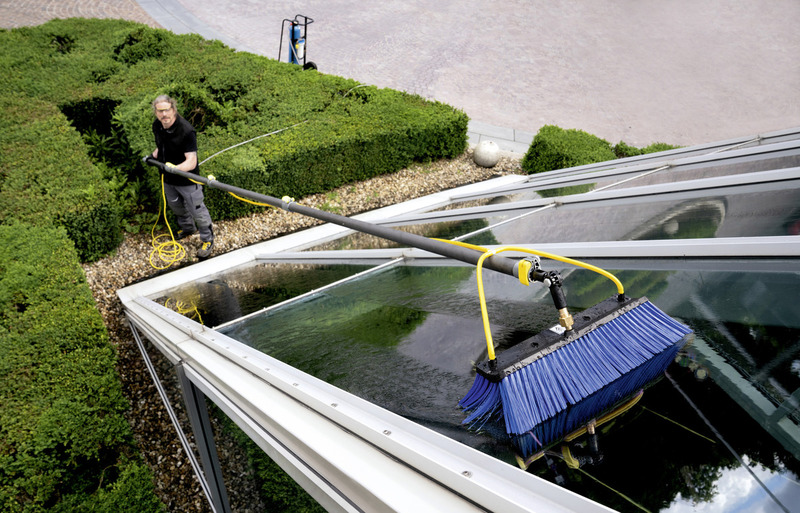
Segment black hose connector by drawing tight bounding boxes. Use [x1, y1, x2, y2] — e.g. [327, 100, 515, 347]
[529, 268, 574, 331]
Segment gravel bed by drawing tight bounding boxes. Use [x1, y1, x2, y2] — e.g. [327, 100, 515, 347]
[82, 149, 522, 512]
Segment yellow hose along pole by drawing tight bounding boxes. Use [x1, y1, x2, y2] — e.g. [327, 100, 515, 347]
[144, 158, 527, 279]
[145, 159, 628, 365]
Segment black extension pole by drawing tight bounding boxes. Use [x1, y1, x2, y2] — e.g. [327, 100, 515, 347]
[145, 158, 523, 279]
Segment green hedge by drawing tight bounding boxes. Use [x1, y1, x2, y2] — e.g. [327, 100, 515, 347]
[613, 140, 681, 158]
[522, 125, 682, 175]
[0, 223, 163, 512]
[521, 125, 617, 175]
[520, 125, 681, 198]
[0, 95, 123, 262]
[1, 18, 468, 242]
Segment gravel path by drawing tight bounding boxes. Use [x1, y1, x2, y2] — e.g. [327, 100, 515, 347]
[83, 150, 522, 512]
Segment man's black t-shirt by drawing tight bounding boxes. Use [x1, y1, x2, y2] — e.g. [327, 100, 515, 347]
[152, 115, 199, 186]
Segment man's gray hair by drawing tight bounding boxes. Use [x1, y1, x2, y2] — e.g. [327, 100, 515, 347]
[152, 94, 177, 112]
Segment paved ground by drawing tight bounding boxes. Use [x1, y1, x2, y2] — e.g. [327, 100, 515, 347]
[0, 0, 159, 29]
[3, 0, 799, 151]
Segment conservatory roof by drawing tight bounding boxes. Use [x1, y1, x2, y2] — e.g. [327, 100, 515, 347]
[118, 126, 800, 513]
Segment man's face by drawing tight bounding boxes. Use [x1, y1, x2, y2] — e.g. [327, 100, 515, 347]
[154, 102, 176, 129]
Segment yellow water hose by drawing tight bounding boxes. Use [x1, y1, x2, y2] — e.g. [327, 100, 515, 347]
[435, 239, 625, 361]
[564, 389, 643, 442]
[561, 445, 581, 469]
[226, 189, 294, 209]
[149, 168, 296, 270]
[149, 173, 187, 269]
[514, 389, 644, 470]
[163, 298, 204, 325]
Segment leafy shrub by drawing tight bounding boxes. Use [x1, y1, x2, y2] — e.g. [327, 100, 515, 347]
[88, 460, 166, 513]
[521, 125, 616, 174]
[523, 126, 680, 178]
[0, 95, 123, 262]
[613, 140, 642, 159]
[642, 141, 680, 154]
[614, 140, 681, 158]
[59, 97, 120, 138]
[0, 223, 163, 512]
[177, 84, 229, 130]
[59, 201, 124, 262]
[113, 26, 173, 65]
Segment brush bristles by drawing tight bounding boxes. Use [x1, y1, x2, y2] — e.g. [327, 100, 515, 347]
[460, 300, 692, 442]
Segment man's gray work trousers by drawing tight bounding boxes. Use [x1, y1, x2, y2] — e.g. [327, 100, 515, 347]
[164, 182, 214, 242]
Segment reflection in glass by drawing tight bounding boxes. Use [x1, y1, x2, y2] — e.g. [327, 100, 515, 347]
[460, 186, 800, 246]
[155, 263, 373, 327]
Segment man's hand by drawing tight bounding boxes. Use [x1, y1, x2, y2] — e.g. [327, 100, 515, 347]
[165, 162, 178, 170]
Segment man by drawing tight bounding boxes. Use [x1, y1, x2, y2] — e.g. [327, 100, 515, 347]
[149, 95, 214, 258]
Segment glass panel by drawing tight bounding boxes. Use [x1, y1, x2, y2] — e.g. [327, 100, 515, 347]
[580, 151, 800, 193]
[302, 178, 800, 253]
[206, 402, 325, 512]
[220, 263, 552, 461]
[452, 149, 800, 204]
[646, 150, 800, 184]
[154, 262, 373, 327]
[218, 260, 800, 513]
[461, 184, 800, 245]
[303, 216, 507, 251]
[431, 188, 544, 212]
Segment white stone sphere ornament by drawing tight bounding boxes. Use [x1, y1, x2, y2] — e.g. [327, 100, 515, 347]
[473, 140, 500, 168]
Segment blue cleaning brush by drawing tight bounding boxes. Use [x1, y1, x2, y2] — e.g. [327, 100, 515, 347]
[460, 250, 693, 448]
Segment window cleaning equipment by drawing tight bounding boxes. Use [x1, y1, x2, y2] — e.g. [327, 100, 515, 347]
[279, 14, 317, 70]
[458, 243, 693, 446]
[143, 158, 693, 453]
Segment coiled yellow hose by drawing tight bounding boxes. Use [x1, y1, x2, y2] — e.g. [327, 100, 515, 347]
[149, 174, 187, 269]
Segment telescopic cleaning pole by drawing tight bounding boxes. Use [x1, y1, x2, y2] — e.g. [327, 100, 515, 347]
[144, 157, 526, 279]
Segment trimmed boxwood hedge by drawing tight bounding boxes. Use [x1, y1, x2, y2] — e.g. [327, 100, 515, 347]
[0, 95, 123, 262]
[613, 140, 681, 159]
[1, 18, 468, 251]
[519, 125, 681, 198]
[0, 223, 163, 512]
[522, 125, 681, 175]
[521, 125, 617, 175]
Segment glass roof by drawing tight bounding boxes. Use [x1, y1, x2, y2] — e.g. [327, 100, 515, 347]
[153, 131, 800, 513]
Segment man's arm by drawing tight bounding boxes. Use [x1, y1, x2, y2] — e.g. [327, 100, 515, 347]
[172, 151, 197, 172]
